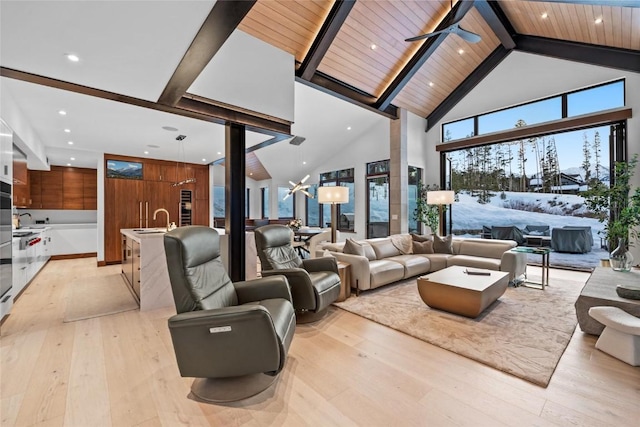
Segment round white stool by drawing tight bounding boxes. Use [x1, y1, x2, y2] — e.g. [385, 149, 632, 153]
[588, 306, 640, 366]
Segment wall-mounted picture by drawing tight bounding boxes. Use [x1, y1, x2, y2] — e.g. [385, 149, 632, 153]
[106, 160, 143, 180]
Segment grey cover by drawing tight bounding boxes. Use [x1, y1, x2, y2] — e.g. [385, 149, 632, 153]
[491, 226, 525, 245]
[551, 226, 593, 253]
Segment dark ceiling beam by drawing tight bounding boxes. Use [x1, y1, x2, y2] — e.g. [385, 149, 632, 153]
[297, 73, 398, 119]
[1, 67, 291, 136]
[426, 45, 511, 131]
[474, 0, 516, 49]
[157, 0, 256, 106]
[374, 0, 476, 112]
[297, 0, 356, 81]
[515, 35, 640, 73]
[526, 0, 640, 8]
[212, 134, 291, 165]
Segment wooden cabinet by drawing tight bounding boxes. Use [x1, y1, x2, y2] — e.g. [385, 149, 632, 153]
[104, 154, 209, 263]
[27, 166, 96, 209]
[13, 159, 30, 207]
[83, 169, 97, 210]
[63, 168, 84, 209]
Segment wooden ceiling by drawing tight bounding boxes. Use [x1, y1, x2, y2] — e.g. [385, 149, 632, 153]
[238, 0, 640, 128]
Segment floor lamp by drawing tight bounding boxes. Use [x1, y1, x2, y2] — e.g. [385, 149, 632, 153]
[317, 186, 349, 243]
[426, 190, 455, 236]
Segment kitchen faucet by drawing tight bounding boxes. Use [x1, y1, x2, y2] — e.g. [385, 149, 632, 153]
[153, 208, 171, 231]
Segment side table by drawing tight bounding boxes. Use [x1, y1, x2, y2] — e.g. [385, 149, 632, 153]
[336, 261, 352, 302]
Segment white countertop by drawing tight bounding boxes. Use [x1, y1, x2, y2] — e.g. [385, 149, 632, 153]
[121, 228, 169, 243]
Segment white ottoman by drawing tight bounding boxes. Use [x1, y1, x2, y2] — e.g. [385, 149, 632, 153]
[588, 306, 640, 366]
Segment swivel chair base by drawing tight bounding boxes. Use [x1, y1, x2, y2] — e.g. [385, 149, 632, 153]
[190, 373, 278, 403]
[295, 307, 329, 324]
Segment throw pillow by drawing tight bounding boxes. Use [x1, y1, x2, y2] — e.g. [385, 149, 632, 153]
[412, 239, 434, 254]
[411, 233, 433, 243]
[432, 234, 453, 254]
[390, 234, 413, 254]
[343, 238, 365, 256]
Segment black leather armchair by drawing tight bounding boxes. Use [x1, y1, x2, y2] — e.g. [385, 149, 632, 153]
[254, 224, 341, 323]
[163, 226, 296, 403]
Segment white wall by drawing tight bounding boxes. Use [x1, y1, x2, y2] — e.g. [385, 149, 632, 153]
[188, 30, 295, 122]
[425, 50, 640, 261]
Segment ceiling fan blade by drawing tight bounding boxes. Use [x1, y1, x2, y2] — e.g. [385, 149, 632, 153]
[454, 27, 481, 44]
[404, 28, 448, 42]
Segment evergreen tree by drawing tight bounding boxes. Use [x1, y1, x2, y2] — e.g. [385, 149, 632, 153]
[593, 131, 602, 182]
[582, 132, 591, 183]
[515, 119, 528, 191]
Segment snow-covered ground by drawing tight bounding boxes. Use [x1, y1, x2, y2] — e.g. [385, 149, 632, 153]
[452, 191, 607, 269]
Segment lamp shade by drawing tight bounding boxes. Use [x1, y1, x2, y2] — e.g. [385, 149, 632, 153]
[317, 186, 349, 204]
[426, 190, 455, 205]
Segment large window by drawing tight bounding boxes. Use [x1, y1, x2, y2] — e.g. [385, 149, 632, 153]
[366, 160, 390, 238]
[305, 184, 320, 227]
[319, 168, 354, 231]
[277, 187, 295, 219]
[408, 166, 422, 234]
[442, 79, 624, 142]
[261, 187, 269, 218]
[213, 185, 225, 218]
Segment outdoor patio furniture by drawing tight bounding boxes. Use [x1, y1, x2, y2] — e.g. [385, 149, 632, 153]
[491, 226, 526, 245]
[523, 225, 550, 236]
[482, 225, 492, 239]
[551, 226, 593, 253]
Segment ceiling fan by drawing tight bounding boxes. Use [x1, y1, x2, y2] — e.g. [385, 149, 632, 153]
[405, 0, 481, 44]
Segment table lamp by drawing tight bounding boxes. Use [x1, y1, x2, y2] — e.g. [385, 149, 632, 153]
[426, 190, 455, 235]
[317, 186, 349, 243]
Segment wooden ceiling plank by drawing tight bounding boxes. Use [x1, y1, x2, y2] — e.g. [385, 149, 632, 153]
[515, 34, 640, 73]
[158, 0, 256, 106]
[527, 0, 640, 8]
[374, 0, 476, 112]
[298, 0, 356, 81]
[630, 8, 640, 48]
[601, 6, 617, 47]
[474, 0, 516, 49]
[239, 17, 306, 58]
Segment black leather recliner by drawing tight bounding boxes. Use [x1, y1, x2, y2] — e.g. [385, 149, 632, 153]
[254, 224, 341, 323]
[163, 226, 295, 403]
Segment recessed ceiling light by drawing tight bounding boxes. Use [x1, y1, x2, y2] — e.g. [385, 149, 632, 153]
[347, 126, 351, 130]
[58, 110, 67, 115]
[147, 144, 159, 148]
[202, 158, 207, 162]
[64, 129, 71, 133]
[541, 12, 548, 19]
[66, 54, 80, 62]
[458, 49, 464, 55]
[144, 151, 149, 155]
[303, 161, 307, 165]
[370, 44, 377, 50]
[249, 173, 253, 176]
[429, 82, 434, 87]
[595, 17, 603, 24]
[67, 141, 73, 145]
[70, 157, 75, 161]
[162, 126, 178, 131]
[67, 163, 71, 166]
[217, 151, 222, 155]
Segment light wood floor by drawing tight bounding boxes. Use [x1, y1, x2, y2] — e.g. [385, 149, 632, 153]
[1, 259, 639, 427]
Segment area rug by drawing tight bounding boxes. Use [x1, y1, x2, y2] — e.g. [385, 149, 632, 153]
[334, 275, 585, 387]
[64, 274, 139, 322]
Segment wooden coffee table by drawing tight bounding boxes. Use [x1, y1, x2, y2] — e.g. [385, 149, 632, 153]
[417, 266, 509, 318]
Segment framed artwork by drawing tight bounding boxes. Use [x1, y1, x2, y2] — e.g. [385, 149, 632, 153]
[106, 159, 143, 180]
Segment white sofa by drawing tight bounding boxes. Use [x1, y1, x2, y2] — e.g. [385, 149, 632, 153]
[317, 235, 527, 294]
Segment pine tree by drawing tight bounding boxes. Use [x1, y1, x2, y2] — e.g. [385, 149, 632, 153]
[515, 119, 528, 191]
[582, 132, 591, 183]
[593, 131, 602, 182]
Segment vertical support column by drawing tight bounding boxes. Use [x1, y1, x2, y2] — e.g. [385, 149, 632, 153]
[225, 122, 246, 282]
[390, 108, 408, 235]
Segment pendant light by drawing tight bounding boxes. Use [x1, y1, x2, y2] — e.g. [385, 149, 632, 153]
[172, 134, 196, 187]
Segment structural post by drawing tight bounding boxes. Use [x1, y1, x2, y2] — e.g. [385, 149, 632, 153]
[390, 108, 408, 235]
[225, 122, 246, 281]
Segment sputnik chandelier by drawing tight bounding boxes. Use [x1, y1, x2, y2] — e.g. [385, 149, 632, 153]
[283, 174, 313, 200]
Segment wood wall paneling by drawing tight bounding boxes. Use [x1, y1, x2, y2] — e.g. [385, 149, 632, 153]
[13, 160, 31, 207]
[62, 168, 84, 210]
[83, 169, 97, 210]
[40, 168, 63, 209]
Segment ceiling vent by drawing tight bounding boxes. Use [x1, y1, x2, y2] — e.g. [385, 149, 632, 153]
[289, 136, 306, 146]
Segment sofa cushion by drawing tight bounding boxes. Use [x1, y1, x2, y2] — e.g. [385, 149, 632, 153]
[411, 233, 432, 243]
[343, 238, 365, 256]
[458, 239, 515, 259]
[418, 253, 451, 271]
[433, 234, 453, 254]
[369, 260, 405, 289]
[370, 239, 402, 259]
[387, 255, 430, 278]
[447, 255, 501, 271]
[390, 234, 413, 254]
[413, 239, 434, 254]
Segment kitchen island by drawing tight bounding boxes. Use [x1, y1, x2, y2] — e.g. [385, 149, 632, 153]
[120, 228, 174, 311]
